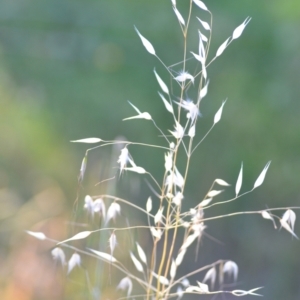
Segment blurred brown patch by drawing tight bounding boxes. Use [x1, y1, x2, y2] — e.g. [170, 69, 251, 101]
[0, 185, 70, 300]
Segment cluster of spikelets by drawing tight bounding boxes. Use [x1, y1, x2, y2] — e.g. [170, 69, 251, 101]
[26, 0, 298, 299]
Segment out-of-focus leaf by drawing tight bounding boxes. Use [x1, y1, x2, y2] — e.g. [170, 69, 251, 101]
[232, 17, 251, 40]
[193, 0, 208, 11]
[57, 231, 91, 245]
[175, 249, 186, 266]
[150, 227, 162, 240]
[215, 179, 230, 186]
[214, 100, 227, 124]
[235, 163, 243, 196]
[78, 155, 87, 183]
[89, 249, 118, 262]
[134, 26, 156, 55]
[216, 37, 230, 57]
[203, 267, 216, 289]
[261, 211, 277, 228]
[170, 259, 176, 279]
[152, 272, 169, 285]
[173, 6, 185, 26]
[154, 207, 164, 224]
[109, 233, 117, 254]
[51, 247, 66, 266]
[223, 260, 238, 282]
[68, 253, 81, 274]
[117, 277, 133, 297]
[199, 198, 212, 207]
[154, 69, 169, 94]
[181, 232, 199, 250]
[282, 209, 296, 231]
[136, 243, 147, 264]
[253, 161, 271, 189]
[146, 197, 152, 213]
[106, 202, 121, 224]
[200, 80, 209, 98]
[199, 30, 208, 42]
[71, 138, 102, 143]
[207, 190, 223, 197]
[158, 92, 173, 113]
[197, 17, 210, 30]
[26, 231, 46, 240]
[188, 124, 195, 138]
[124, 166, 146, 174]
[280, 219, 298, 239]
[130, 252, 144, 272]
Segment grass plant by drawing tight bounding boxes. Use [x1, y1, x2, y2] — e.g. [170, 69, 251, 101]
[26, 1, 298, 299]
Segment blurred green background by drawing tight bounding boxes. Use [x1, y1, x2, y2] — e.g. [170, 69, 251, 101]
[0, 0, 300, 299]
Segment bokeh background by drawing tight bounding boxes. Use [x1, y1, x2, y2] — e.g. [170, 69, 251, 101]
[0, 0, 300, 299]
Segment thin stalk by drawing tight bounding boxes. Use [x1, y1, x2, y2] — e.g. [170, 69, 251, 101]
[156, 3, 195, 298]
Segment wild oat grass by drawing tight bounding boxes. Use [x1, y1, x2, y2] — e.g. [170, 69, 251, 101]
[27, 1, 298, 299]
